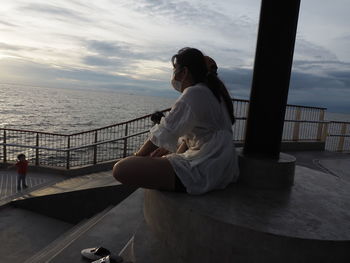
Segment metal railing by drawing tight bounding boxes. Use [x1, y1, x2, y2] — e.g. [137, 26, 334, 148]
[0, 110, 161, 168]
[326, 121, 350, 152]
[232, 99, 328, 143]
[0, 99, 347, 169]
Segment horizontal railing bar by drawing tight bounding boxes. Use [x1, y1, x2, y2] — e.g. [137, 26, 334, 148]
[0, 143, 59, 151]
[0, 128, 68, 136]
[284, 120, 329, 124]
[328, 134, 350, 137]
[0, 130, 150, 152]
[2, 121, 337, 153]
[231, 97, 327, 110]
[68, 108, 171, 136]
[282, 104, 327, 110]
[329, 121, 350, 124]
[68, 130, 149, 150]
[0, 109, 169, 137]
[232, 98, 250, 103]
[0, 119, 328, 150]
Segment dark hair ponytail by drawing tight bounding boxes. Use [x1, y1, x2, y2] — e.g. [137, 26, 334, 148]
[206, 72, 235, 124]
[172, 47, 235, 124]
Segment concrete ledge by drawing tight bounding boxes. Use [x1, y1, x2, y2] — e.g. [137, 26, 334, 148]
[281, 141, 326, 151]
[12, 185, 137, 224]
[49, 189, 144, 263]
[143, 166, 350, 262]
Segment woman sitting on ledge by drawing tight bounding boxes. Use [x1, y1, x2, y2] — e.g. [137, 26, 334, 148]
[113, 47, 239, 195]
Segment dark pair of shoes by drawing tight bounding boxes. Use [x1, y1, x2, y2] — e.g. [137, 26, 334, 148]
[81, 247, 123, 262]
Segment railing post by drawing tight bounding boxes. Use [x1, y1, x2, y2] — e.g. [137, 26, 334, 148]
[292, 107, 301, 141]
[242, 101, 249, 142]
[66, 136, 70, 169]
[35, 133, 39, 166]
[337, 123, 347, 152]
[317, 109, 325, 141]
[123, 123, 128, 158]
[93, 131, 98, 164]
[322, 122, 328, 142]
[3, 130, 6, 163]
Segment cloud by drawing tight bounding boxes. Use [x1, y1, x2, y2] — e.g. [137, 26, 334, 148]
[294, 38, 339, 61]
[0, 57, 169, 93]
[0, 20, 16, 27]
[0, 42, 37, 52]
[292, 60, 350, 79]
[86, 40, 131, 57]
[85, 40, 170, 62]
[123, 0, 258, 47]
[83, 56, 121, 67]
[132, 0, 255, 29]
[289, 62, 350, 112]
[19, 3, 90, 23]
[217, 60, 350, 113]
[219, 67, 252, 98]
[0, 42, 22, 51]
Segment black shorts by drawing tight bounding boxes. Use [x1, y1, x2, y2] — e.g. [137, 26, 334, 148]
[174, 175, 186, 193]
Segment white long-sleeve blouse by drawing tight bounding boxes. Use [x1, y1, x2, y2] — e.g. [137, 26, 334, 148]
[149, 83, 239, 195]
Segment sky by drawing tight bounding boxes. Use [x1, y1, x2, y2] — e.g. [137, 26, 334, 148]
[0, 0, 349, 113]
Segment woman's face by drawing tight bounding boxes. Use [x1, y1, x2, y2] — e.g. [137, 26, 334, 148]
[171, 64, 184, 92]
[172, 63, 183, 81]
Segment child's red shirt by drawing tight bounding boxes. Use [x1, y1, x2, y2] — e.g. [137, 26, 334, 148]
[16, 160, 29, 174]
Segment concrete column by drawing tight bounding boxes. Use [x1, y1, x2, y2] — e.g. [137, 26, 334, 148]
[239, 0, 301, 188]
[243, 0, 301, 158]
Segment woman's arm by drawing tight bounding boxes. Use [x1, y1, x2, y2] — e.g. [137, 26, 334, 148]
[134, 139, 159, 156]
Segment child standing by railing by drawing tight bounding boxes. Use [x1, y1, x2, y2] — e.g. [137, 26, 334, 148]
[9, 153, 29, 191]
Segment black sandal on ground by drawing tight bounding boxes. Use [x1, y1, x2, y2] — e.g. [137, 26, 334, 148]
[81, 247, 111, 260]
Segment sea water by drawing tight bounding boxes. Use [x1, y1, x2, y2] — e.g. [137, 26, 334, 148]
[0, 83, 175, 134]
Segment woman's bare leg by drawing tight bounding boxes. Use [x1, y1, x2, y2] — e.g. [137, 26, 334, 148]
[113, 156, 176, 190]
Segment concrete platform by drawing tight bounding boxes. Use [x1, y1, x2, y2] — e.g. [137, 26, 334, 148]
[0, 206, 73, 262]
[141, 161, 350, 262]
[287, 151, 350, 173]
[318, 158, 350, 181]
[1, 150, 349, 262]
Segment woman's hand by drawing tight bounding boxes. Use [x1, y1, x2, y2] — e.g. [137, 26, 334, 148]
[150, 147, 170, 157]
[134, 139, 158, 156]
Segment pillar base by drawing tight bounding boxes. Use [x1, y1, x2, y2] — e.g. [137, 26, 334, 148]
[238, 149, 296, 188]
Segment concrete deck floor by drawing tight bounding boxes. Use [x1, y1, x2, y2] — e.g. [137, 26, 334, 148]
[0, 206, 74, 262]
[0, 170, 122, 263]
[0, 150, 349, 263]
[0, 170, 66, 202]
